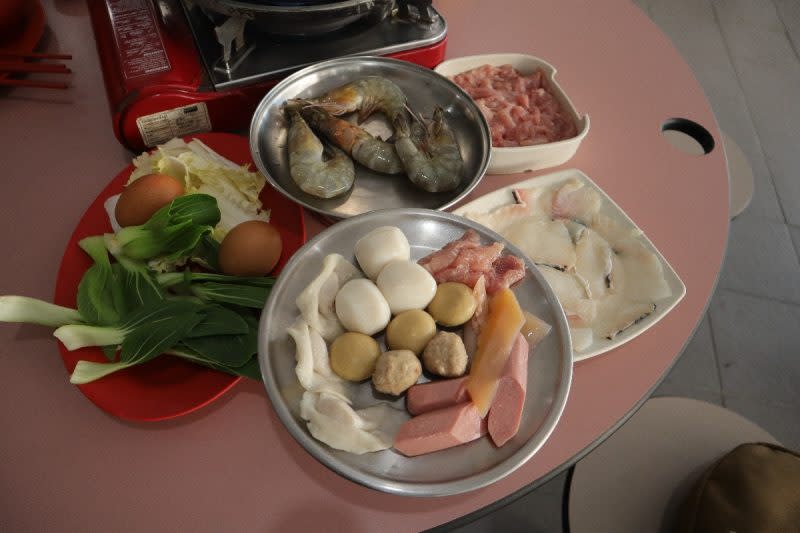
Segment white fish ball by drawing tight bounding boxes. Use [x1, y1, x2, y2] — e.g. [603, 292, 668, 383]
[335, 279, 391, 335]
[354, 226, 411, 280]
[376, 260, 437, 314]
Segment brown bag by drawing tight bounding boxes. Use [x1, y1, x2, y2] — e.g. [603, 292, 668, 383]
[676, 442, 800, 533]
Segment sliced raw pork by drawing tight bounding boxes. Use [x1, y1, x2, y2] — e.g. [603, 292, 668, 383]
[418, 230, 526, 294]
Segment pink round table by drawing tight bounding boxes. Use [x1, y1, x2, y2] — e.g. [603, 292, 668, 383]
[0, 0, 728, 531]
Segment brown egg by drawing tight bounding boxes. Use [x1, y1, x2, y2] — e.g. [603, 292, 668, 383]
[219, 220, 283, 276]
[115, 173, 185, 227]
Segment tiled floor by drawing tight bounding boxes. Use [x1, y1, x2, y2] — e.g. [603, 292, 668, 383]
[452, 0, 800, 531]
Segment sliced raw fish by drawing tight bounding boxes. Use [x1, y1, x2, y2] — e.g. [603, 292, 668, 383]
[503, 216, 576, 271]
[592, 296, 656, 340]
[296, 254, 362, 342]
[301, 392, 409, 455]
[514, 186, 556, 219]
[575, 228, 613, 299]
[614, 240, 672, 302]
[550, 179, 602, 223]
[464, 186, 555, 234]
[569, 326, 594, 352]
[592, 213, 642, 249]
[564, 219, 588, 243]
[538, 265, 596, 324]
[464, 204, 530, 235]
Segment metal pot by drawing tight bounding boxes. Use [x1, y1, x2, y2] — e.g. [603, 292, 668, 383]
[198, 0, 394, 37]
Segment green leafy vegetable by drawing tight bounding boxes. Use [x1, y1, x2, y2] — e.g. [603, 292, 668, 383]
[157, 270, 275, 289]
[181, 319, 257, 367]
[1, 177, 272, 387]
[184, 305, 249, 338]
[105, 194, 220, 261]
[112, 256, 164, 314]
[76, 236, 119, 326]
[0, 296, 83, 327]
[54, 300, 203, 357]
[70, 360, 135, 385]
[190, 282, 270, 309]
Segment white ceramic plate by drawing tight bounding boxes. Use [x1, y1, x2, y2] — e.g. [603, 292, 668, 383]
[434, 53, 590, 175]
[454, 168, 686, 361]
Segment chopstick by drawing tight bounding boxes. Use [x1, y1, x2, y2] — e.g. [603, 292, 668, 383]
[0, 78, 69, 90]
[0, 62, 71, 74]
[0, 52, 73, 61]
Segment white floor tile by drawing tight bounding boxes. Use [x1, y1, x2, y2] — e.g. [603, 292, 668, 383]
[718, 215, 800, 303]
[724, 396, 800, 450]
[649, 0, 716, 24]
[712, 0, 786, 34]
[641, 1, 783, 221]
[773, 0, 800, 52]
[655, 315, 722, 397]
[653, 387, 723, 405]
[709, 289, 800, 407]
[714, 10, 800, 224]
[789, 225, 800, 261]
[452, 473, 567, 533]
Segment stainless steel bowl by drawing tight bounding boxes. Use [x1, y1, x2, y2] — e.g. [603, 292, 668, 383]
[249, 56, 491, 219]
[257, 208, 572, 496]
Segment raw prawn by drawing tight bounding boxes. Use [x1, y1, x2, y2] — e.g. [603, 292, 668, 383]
[295, 103, 405, 175]
[394, 106, 464, 193]
[307, 76, 408, 123]
[287, 110, 355, 199]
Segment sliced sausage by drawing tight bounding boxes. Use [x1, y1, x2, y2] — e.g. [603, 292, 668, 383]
[406, 376, 469, 415]
[487, 333, 529, 447]
[394, 402, 487, 457]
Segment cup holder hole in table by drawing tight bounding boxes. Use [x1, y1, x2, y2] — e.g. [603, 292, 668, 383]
[661, 118, 715, 156]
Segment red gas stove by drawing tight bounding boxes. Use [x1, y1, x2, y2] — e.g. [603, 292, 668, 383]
[88, 0, 448, 151]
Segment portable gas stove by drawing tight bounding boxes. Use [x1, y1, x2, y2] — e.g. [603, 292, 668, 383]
[88, 0, 448, 151]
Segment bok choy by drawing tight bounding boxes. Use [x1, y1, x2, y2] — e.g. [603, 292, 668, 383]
[0, 194, 274, 385]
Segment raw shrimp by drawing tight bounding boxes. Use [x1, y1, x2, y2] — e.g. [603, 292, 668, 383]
[394, 107, 464, 193]
[287, 110, 355, 199]
[307, 76, 408, 123]
[295, 103, 405, 175]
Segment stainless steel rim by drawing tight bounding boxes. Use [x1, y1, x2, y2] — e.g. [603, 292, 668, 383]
[249, 56, 491, 220]
[257, 208, 572, 497]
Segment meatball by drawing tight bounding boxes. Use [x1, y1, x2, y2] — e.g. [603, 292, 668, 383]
[422, 331, 468, 377]
[372, 350, 421, 396]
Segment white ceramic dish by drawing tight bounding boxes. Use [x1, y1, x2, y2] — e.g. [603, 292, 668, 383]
[454, 168, 686, 361]
[434, 53, 590, 175]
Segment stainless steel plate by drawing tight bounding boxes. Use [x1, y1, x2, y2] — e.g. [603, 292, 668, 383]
[257, 209, 572, 497]
[249, 57, 491, 219]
